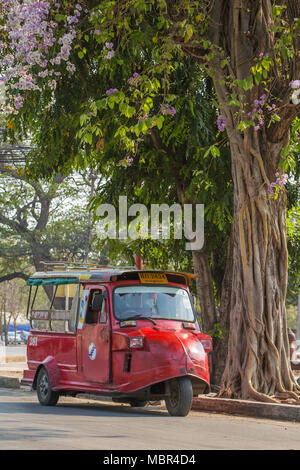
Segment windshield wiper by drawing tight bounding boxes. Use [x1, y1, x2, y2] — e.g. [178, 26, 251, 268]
[123, 315, 157, 325]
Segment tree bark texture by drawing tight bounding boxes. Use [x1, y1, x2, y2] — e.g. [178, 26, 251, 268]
[171, 0, 300, 399]
[218, 130, 300, 401]
[208, 0, 300, 401]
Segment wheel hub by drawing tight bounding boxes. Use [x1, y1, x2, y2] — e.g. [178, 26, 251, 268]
[39, 374, 49, 398]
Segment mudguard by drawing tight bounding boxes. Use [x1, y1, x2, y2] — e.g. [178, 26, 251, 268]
[33, 356, 61, 390]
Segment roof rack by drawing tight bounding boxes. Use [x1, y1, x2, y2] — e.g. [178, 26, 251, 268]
[39, 261, 137, 272]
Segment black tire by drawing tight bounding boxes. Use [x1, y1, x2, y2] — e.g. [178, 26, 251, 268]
[36, 367, 59, 406]
[128, 399, 148, 408]
[165, 377, 193, 417]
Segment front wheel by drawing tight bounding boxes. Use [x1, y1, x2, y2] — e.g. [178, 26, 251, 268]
[36, 367, 59, 406]
[165, 377, 193, 417]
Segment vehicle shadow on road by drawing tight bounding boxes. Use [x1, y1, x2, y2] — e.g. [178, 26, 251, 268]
[0, 391, 168, 418]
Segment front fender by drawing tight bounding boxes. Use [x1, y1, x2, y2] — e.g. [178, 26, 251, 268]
[33, 356, 61, 390]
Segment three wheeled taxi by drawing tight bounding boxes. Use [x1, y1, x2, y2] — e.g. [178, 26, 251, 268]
[21, 265, 212, 416]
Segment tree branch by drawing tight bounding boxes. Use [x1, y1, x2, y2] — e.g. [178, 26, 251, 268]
[0, 272, 28, 283]
[0, 212, 29, 234]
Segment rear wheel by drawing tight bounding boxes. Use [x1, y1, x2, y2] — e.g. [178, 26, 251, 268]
[165, 377, 193, 417]
[36, 367, 59, 406]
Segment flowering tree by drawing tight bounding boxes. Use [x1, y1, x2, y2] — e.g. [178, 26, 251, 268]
[1, 0, 299, 401]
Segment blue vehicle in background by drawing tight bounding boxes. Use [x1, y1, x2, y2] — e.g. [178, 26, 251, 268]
[20, 330, 30, 344]
[3, 324, 31, 344]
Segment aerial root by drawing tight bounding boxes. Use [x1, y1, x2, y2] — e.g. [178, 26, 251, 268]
[247, 386, 279, 403]
[272, 391, 300, 404]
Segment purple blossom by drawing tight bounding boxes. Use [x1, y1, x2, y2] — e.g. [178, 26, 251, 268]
[117, 157, 134, 167]
[102, 42, 115, 59]
[268, 182, 276, 195]
[248, 93, 275, 130]
[67, 15, 79, 24]
[268, 172, 288, 197]
[161, 103, 176, 116]
[1, 0, 82, 99]
[106, 88, 118, 95]
[14, 95, 23, 110]
[104, 50, 115, 59]
[105, 42, 114, 50]
[259, 52, 269, 58]
[289, 80, 300, 89]
[217, 114, 227, 132]
[128, 72, 141, 85]
[138, 113, 148, 123]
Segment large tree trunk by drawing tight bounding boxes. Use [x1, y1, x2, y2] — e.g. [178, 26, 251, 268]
[167, 0, 300, 399]
[219, 130, 299, 401]
[196, 0, 300, 401]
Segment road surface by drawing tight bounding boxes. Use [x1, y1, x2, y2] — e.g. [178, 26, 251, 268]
[0, 387, 300, 450]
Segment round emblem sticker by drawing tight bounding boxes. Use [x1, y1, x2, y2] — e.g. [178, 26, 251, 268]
[88, 342, 97, 360]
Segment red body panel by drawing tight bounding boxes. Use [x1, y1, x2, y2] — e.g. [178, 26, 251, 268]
[22, 281, 212, 396]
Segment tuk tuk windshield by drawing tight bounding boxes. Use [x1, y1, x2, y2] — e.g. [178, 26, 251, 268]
[113, 285, 195, 322]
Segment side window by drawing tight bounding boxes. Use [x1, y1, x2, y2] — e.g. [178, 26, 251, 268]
[85, 290, 101, 325]
[85, 289, 107, 325]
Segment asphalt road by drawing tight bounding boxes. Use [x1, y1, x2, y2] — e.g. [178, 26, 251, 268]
[0, 387, 300, 450]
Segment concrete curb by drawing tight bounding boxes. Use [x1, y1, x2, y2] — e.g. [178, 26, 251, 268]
[5, 356, 26, 363]
[192, 396, 300, 422]
[0, 376, 20, 389]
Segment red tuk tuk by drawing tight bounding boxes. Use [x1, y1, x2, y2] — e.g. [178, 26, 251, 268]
[21, 264, 212, 416]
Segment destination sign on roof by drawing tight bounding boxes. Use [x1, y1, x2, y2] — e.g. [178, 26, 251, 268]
[138, 272, 168, 284]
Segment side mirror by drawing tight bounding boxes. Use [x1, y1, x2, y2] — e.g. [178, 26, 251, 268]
[92, 293, 104, 312]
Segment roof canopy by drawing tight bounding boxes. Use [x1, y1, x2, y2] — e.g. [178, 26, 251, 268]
[27, 277, 79, 286]
[27, 269, 196, 286]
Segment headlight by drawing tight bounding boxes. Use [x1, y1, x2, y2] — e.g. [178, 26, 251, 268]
[129, 336, 144, 349]
[199, 338, 213, 352]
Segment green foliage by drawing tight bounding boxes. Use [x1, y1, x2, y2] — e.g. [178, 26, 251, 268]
[1, 0, 298, 313]
[0, 170, 99, 278]
[208, 322, 228, 340]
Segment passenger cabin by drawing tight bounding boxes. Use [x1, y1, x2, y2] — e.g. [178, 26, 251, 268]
[26, 263, 196, 333]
